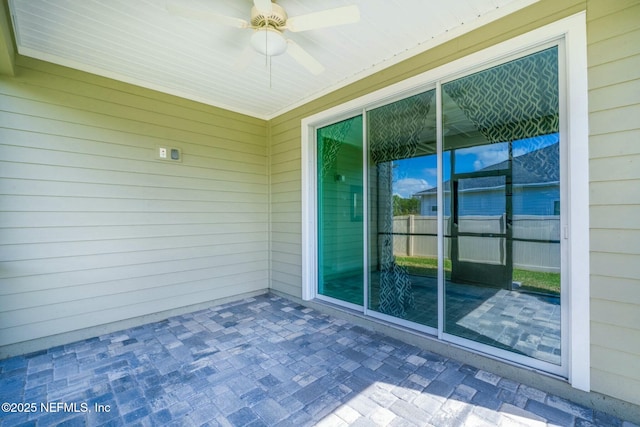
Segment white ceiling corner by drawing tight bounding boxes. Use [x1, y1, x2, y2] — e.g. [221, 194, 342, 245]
[8, 0, 538, 120]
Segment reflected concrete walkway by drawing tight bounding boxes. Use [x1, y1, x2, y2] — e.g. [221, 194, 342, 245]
[0, 294, 635, 426]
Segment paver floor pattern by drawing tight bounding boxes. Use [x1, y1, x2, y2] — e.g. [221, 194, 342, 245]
[0, 294, 636, 426]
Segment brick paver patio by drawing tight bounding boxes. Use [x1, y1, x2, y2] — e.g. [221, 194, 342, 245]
[0, 294, 637, 426]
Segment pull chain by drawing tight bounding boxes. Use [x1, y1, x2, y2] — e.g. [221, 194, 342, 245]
[265, 17, 272, 89]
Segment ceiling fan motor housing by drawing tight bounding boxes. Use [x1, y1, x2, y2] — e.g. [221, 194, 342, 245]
[251, 3, 287, 28]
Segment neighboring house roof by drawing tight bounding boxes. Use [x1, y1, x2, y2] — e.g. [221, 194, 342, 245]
[413, 141, 559, 196]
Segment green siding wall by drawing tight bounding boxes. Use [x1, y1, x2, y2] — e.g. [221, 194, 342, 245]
[587, 0, 640, 407]
[269, 117, 304, 298]
[0, 57, 269, 355]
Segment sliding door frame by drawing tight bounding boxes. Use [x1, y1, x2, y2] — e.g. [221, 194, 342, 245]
[362, 87, 439, 335]
[301, 12, 589, 389]
[305, 110, 366, 312]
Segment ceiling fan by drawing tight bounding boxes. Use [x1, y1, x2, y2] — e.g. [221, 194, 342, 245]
[166, 0, 360, 75]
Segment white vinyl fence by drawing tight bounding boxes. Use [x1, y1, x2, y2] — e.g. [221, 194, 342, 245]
[393, 215, 560, 272]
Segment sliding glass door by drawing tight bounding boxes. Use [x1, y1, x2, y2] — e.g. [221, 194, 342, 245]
[315, 44, 563, 372]
[317, 116, 364, 306]
[367, 90, 438, 329]
[442, 47, 562, 366]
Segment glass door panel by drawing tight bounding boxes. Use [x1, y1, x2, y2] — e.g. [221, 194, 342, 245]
[367, 90, 438, 327]
[442, 47, 562, 365]
[317, 116, 364, 305]
[314, 44, 563, 371]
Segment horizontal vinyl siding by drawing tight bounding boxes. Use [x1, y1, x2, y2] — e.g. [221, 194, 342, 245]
[0, 57, 268, 352]
[587, 0, 640, 406]
[269, 117, 303, 298]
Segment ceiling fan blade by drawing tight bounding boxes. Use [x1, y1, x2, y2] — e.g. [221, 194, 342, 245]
[286, 5, 360, 33]
[166, 3, 249, 29]
[253, 0, 273, 14]
[285, 39, 325, 75]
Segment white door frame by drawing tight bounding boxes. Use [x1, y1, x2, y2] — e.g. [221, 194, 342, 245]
[301, 12, 589, 390]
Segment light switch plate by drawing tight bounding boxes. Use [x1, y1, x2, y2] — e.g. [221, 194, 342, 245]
[156, 146, 182, 162]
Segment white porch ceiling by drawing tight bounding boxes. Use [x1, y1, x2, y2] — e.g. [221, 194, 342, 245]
[8, 0, 536, 120]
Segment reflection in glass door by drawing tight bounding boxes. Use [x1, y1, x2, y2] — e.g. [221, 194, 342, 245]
[314, 44, 563, 371]
[442, 47, 562, 365]
[367, 90, 438, 328]
[317, 116, 364, 305]
[450, 143, 513, 289]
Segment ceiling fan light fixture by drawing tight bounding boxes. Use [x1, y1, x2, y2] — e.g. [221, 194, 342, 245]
[250, 28, 287, 56]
